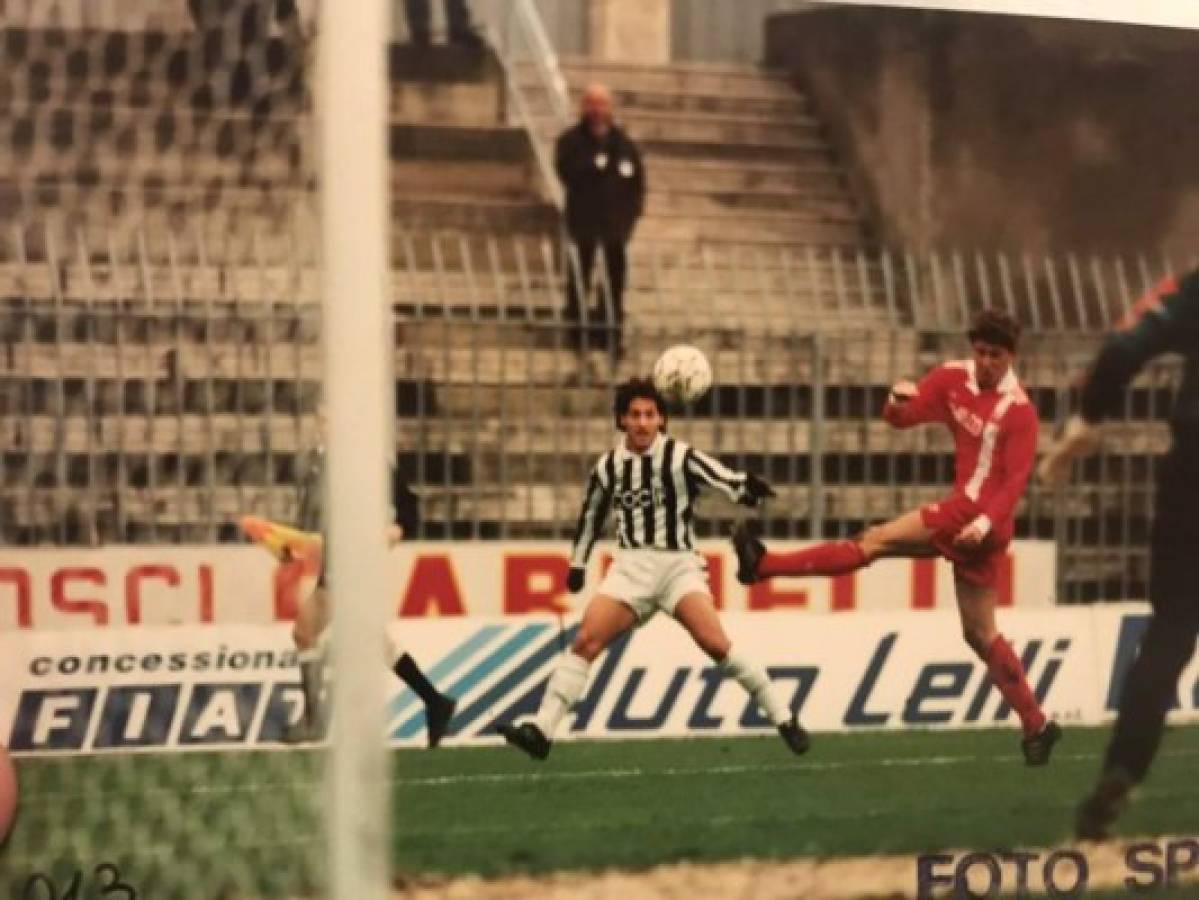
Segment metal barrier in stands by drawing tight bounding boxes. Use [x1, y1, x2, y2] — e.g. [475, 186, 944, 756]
[483, 0, 573, 209]
[0, 223, 1190, 602]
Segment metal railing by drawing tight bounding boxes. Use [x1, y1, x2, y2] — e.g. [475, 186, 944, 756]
[0, 222, 1189, 604]
[480, 0, 572, 208]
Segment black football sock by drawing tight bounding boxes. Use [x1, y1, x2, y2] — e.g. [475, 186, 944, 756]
[394, 653, 442, 707]
[297, 650, 323, 726]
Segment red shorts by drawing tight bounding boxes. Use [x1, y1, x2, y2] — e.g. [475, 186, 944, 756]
[920, 494, 1010, 588]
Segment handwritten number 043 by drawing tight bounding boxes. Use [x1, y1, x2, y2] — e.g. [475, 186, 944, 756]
[22, 864, 136, 899]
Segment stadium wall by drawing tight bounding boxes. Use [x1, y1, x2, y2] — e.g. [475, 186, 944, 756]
[0, 542, 1055, 629]
[5, 604, 1196, 753]
[765, 6, 1199, 255]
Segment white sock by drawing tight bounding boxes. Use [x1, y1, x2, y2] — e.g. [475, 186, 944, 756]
[720, 649, 790, 727]
[533, 652, 591, 739]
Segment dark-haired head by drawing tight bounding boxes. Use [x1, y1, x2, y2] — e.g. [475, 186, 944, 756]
[967, 308, 1022, 391]
[967, 308, 1022, 352]
[613, 377, 666, 427]
[613, 377, 667, 452]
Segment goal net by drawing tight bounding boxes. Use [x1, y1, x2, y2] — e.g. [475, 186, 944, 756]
[0, 0, 393, 897]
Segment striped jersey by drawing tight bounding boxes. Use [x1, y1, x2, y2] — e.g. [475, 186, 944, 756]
[570, 433, 751, 566]
[882, 359, 1037, 536]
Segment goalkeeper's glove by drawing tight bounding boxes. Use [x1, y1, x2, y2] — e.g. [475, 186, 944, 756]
[566, 567, 586, 594]
[1038, 414, 1099, 488]
[740, 472, 776, 508]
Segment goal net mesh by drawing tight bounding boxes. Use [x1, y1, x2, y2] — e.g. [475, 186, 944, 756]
[1, 1, 337, 897]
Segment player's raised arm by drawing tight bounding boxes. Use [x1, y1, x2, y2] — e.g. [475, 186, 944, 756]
[1082, 273, 1197, 422]
[685, 447, 774, 507]
[568, 455, 614, 576]
[1041, 272, 1199, 485]
[882, 365, 952, 429]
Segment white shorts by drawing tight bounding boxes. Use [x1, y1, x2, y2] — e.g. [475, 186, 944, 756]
[597, 550, 712, 624]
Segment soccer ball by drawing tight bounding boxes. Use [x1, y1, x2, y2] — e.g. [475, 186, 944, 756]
[653, 345, 713, 405]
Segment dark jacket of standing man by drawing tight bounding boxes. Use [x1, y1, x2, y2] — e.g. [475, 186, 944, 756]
[555, 83, 645, 338]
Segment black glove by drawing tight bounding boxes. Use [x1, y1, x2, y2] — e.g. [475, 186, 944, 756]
[740, 472, 776, 508]
[566, 567, 586, 593]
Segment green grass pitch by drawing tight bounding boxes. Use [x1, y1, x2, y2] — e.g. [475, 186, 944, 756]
[3, 725, 1198, 898]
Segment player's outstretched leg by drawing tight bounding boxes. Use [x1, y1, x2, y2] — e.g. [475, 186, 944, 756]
[498, 652, 589, 761]
[284, 645, 326, 744]
[1020, 718, 1062, 767]
[499, 596, 634, 761]
[392, 650, 457, 749]
[721, 654, 809, 755]
[957, 576, 1060, 765]
[1076, 612, 1196, 838]
[733, 522, 866, 586]
[983, 632, 1060, 765]
[674, 594, 810, 756]
[732, 522, 766, 585]
[1076, 768, 1135, 841]
[283, 583, 331, 744]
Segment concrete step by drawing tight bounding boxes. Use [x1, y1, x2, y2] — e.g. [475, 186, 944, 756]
[4, 209, 313, 266]
[0, 73, 302, 118]
[392, 158, 535, 196]
[0, 117, 536, 172]
[0, 231, 560, 289]
[647, 186, 856, 219]
[624, 256, 886, 292]
[11, 154, 537, 199]
[414, 481, 1122, 530]
[389, 122, 533, 163]
[0, 147, 301, 185]
[1, 414, 316, 456]
[649, 158, 849, 196]
[564, 82, 808, 119]
[394, 193, 558, 232]
[389, 78, 504, 127]
[398, 419, 1171, 464]
[558, 58, 797, 99]
[0, 101, 304, 153]
[2, 69, 500, 126]
[620, 108, 823, 148]
[3, 211, 559, 271]
[0, 178, 303, 223]
[636, 136, 835, 165]
[0, 483, 1154, 542]
[1, 316, 1120, 396]
[639, 211, 865, 245]
[6, 408, 1173, 469]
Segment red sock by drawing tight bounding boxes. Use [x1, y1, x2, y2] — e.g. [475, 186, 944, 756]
[985, 635, 1047, 738]
[759, 540, 867, 578]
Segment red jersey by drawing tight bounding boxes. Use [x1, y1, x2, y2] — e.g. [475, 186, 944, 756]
[883, 360, 1038, 538]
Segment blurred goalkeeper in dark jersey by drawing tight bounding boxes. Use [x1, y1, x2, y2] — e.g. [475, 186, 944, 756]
[253, 434, 456, 746]
[1040, 270, 1199, 839]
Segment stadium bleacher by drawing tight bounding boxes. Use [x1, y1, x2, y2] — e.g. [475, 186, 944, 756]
[0, 14, 1183, 603]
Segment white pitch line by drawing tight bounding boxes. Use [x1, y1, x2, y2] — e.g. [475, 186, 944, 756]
[396, 747, 1199, 788]
[15, 748, 1199, 803]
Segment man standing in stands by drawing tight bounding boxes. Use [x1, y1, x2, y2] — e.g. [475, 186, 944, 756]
[556, 83, 646, 355]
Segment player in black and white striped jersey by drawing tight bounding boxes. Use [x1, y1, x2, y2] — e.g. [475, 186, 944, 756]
[499, 377, 810, 760]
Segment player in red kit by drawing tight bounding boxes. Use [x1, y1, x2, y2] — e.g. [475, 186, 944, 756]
[733, 309, 1062, 765]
